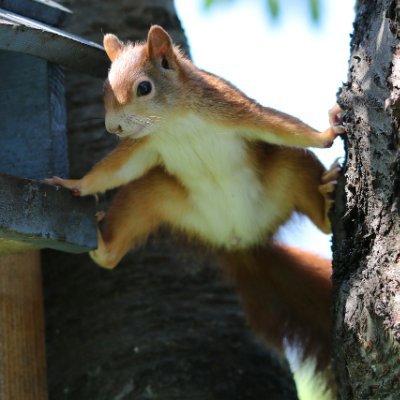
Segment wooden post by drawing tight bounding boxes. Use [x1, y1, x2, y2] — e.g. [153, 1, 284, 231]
[0, 1, 105, 397]
[0, 2, 74, 399]
[0, 252, 47, 400]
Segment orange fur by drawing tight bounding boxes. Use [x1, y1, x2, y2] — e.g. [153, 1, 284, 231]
[182, 68, 338, 147]
[90, 167, 188, 268]
[49, 25, 345, 395]
[220, 244, 332, 368]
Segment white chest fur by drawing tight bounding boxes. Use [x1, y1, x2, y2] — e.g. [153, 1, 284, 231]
[150, 114, 281, 249]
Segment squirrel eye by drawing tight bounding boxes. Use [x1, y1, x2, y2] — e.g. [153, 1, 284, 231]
[137, 81, 152, 97]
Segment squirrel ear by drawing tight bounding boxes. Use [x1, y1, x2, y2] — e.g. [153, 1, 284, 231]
[103, 34, 123, 62]
[147, 25, 174, 63]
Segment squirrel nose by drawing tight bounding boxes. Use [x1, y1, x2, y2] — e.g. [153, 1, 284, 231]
[107, 124, 123, 134]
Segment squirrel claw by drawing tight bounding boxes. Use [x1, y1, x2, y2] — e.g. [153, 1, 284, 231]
[45, 176, 62, 186]
[319, 158, 342, 199]
[71, 188, 82, 197]
[95, 211, 106, 222]
[45, 176, 82, 196]
[333, 124, 346, 134]
[329, 103, 346, 134]
[321, 158, 342, 183]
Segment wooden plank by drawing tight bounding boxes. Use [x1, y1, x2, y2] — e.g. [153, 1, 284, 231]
[0, 9, 108, 78]
[0, 52, 68, 179]
[0, 251, 47, 400]
[0, 0, 71, 27]
[0, 174, 97, 253]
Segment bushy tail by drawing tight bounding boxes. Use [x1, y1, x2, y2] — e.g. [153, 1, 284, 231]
[220, 243, 335, 399]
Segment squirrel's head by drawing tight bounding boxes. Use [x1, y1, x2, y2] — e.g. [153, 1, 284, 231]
[103, 25, 186, 139]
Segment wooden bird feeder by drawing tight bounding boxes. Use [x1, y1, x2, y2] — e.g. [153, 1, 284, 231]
[0, 1, 108, 398]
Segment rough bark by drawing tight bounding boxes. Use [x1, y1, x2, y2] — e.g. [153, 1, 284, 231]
[42, 1, 297, 398]
[333, 0, 400, 398]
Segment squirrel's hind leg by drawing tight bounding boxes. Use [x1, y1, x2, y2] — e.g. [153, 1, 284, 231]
[89, 226, 117, 269]
[89, 168, 188, 269]
[318, 158, 342, 233]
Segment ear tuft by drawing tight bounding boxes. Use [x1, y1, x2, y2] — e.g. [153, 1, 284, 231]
[147, 25, 173, 60]
[103, 33, 124, 62]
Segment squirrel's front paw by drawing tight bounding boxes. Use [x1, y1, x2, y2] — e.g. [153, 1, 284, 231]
[318, 158, 341, 204]
[46, 176, 83, 196]
[318, 104, 346, 148]
[329, 103, 345, 135]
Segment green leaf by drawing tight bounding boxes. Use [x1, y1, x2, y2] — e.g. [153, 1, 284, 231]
[267, 0, 280, 18]
[309, 0, 320, 22]
[203, 0, 232, 10]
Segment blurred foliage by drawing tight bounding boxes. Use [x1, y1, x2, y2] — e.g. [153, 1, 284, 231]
[268, 0, 279, 18]
[204, 0, 321, 22]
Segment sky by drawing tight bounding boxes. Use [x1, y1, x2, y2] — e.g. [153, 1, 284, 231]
[174, 0, 355, 257]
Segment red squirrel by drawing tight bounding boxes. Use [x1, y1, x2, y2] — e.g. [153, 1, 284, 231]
[48, 26, 344, 398]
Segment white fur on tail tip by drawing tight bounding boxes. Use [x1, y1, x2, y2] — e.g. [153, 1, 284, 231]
[293, 360, 334, 400]
[286, 347, 334, 400]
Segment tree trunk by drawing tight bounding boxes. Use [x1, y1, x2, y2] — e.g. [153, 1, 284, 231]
[333, 0, 400, 398]
[43, 1, 297, 398]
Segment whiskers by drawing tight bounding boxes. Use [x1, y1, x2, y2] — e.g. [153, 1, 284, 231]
[124, 113, 162, 128]
[109, 113, 163, 139]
